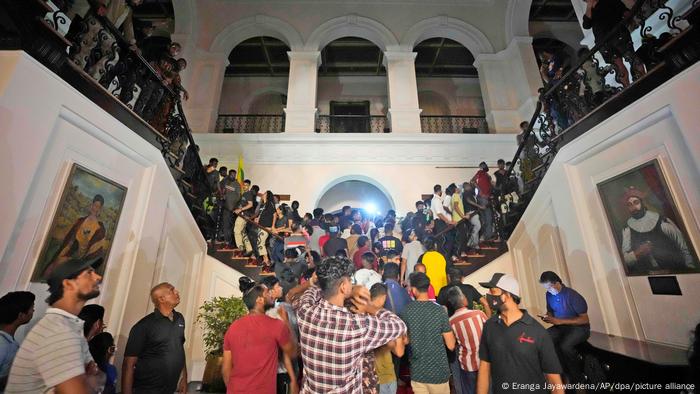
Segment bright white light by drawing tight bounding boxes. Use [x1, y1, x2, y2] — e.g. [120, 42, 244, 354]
[366, 203, 377, 216]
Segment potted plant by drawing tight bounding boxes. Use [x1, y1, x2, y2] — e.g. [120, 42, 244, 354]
[197, 296, 248, 392]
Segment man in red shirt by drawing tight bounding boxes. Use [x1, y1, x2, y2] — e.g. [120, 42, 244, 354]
[222, 284, 297, 394]
[471, 162, 495, 241]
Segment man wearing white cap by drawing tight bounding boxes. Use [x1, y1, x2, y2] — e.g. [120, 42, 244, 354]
[476, 273, 564, 394]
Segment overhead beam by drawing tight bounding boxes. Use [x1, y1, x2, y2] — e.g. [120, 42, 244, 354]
[428, 37, 446, 77]
[259, 36, 275, 76]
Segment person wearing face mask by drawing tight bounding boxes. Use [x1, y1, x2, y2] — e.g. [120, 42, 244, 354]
[476, 273, 563, 394]
[538, 271, 589, 385]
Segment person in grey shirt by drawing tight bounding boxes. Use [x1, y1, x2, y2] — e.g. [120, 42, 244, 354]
[220, 170, 241, 248]
[401, 229, 425, 283]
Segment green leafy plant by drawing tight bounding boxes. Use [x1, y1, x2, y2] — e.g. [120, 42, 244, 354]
[197, 296, 248, 357]
[471, 300, 487, 313]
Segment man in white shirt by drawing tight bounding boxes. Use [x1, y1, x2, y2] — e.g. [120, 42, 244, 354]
[353, 252, 383, 289]
[431, 184, 455, 260]
[6, 257, 103, 394]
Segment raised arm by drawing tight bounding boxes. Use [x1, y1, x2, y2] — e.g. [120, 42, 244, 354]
[362, 309, 407, 352]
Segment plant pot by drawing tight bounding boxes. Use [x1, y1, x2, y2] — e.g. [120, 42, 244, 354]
[201, 355, 226, 393]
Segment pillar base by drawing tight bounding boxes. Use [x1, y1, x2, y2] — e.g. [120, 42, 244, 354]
[388, 108, 422, 133]
[283, 107, 317, 132]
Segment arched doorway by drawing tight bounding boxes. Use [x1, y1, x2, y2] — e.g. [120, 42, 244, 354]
[316, 178, 394, 217]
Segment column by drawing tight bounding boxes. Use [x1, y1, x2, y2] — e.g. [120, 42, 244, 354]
[180, 50, 228, 133]
[475, 37, 542, 133]
[384, 51, 422, 133]
[284, 51, 320, 132]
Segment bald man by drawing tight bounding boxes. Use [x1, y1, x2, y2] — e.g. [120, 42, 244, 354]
[122, 283, 188, 394]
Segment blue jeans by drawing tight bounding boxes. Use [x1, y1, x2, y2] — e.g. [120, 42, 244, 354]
[379, 381, 397, 394]
[460, 369, 477, 394]
[449, 356, 463, 393]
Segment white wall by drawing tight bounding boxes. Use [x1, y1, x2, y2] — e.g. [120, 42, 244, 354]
[418, 78, 485, 116]
[194, 133, 518, 216]
[0, 52, 207, 374]
[508, 63, 700, 348]
[189, 255, 247, 381]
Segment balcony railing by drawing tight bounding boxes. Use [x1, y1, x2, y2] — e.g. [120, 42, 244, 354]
[316, 115, 389, 133]
[420, 115, 489, 134]
[215, 114, 285, 133]
[2, 1, 214, 238]
[499, 0, 699, 239]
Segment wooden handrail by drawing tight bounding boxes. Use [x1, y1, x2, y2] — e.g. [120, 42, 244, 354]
[233, 212, 284, 240]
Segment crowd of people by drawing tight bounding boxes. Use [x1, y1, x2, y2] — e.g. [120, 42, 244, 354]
[202, 157, 522, 278]
[535, 0, 679, 134]
[59, 0, 189, 134]
[0, 258, 591, 394]
[0, 231, 697, 394]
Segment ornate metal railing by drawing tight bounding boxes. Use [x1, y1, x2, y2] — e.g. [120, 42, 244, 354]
[316, 115, 389, 133]
[1, 0, 213, 238]
[420, 115, 489, 134]
[215, 114, 285, 133]
[500, 0, 699, 239]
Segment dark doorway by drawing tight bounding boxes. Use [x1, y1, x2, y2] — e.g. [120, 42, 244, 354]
[330, 100, 370, 133]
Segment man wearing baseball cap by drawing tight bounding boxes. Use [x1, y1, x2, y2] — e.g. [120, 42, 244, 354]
[476, 273, 564, 394]
[6, 257, 103, 393]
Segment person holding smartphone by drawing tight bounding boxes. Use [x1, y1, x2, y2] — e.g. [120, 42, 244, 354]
[538, 271, 590, 386]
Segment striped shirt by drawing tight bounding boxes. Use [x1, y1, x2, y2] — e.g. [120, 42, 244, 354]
[449, 307, 487, 372]
[5, 308, 93, 393]
[292, 286, 407, 394]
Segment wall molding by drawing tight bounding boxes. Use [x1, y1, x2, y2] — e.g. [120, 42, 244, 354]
[194, 133, 517, 165]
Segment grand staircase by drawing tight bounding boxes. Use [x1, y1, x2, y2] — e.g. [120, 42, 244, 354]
[207, 238, 507, 282]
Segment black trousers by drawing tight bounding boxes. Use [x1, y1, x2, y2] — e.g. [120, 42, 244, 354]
[276, 372, 291, 394]
[548, 325, 590, 383]
[221, 209, 234, 245]
[434, 219, 455, 259]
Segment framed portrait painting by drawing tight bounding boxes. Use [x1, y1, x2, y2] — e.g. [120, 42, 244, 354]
[597, 159, 699, 276]
[32, 164, 127, 282]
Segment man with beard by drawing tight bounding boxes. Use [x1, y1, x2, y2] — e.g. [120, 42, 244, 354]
[6, 257, 103, 393]
[476, 273, 563, 394]
[122, 283, 188, 394]
[620, 186, 696, 274]
[222, 283, 297, 394]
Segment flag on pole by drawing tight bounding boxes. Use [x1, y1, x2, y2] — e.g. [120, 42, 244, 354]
[236, 155, 245, 186]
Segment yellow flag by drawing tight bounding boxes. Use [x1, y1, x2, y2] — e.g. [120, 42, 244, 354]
[236, 155, 245, 186]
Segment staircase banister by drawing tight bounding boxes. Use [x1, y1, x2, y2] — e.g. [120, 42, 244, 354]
[539, 0, 648, 100]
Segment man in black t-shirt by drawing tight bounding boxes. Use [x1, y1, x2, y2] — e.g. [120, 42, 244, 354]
[233, 180, 254, 256]
[220, 170, 240, 248]
[477, 273, 563, 394]
[378, 222, 403, 256]
[437, 268, 491, 318]
[123, 283, 187, 394]
[412, 200, 431, 240]
[323, 226, 348, 257]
